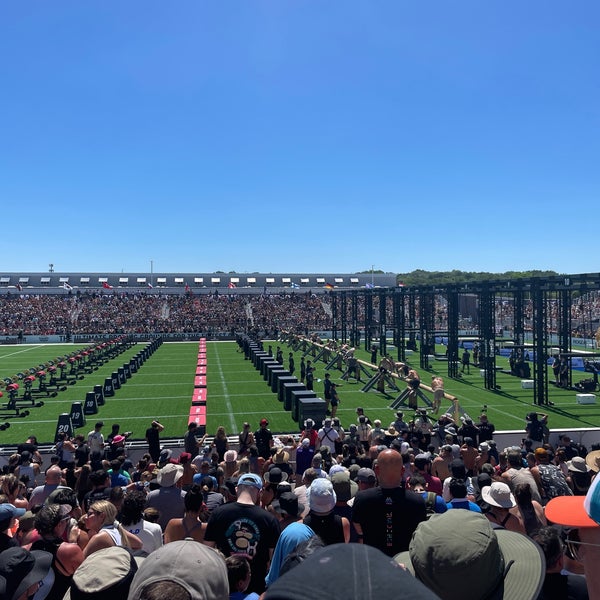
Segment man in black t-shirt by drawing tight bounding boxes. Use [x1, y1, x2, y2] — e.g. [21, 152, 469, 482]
[352, 448, 426, 556]
[145, 420, 164, 463]
[254, 418, 274, 460]
[204, 473, 280, 594]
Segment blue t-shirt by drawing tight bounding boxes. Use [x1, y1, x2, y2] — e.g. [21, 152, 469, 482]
[446, 499, 481, 512]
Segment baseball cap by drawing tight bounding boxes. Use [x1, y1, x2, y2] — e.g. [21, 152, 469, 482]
[260, 418, 269, 426]
[331, 471, 358, 502]
[395, 511, 545, 600]
[128, 540, 228, 600]
[64, 546, 139, 600]
[264, 543, 439, 600]
[237, 473, 263, 490]
[0, 503, 25, 522]
[356, 467, 376, 483]
[414, 454, 431, 469]
[546, 471, 600, 528]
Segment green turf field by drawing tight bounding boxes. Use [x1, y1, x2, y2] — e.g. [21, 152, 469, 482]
[0, 340, 598, 445]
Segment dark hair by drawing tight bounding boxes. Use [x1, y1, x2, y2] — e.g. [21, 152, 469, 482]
[121, 489, 147, 526]
[408, 474, 427, 489]
[90, 469, 109, 486]
[226, 555, 251, 591]
[48, 488, 78, 510]
[184, 485, 206, 514]
[139, 581, 191, 600]
[531, 526, 563, 569]
[449, 478, 468, 499]
[34, 504, 63, 536]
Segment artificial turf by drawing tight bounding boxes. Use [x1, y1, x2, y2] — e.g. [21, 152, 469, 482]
[0, 340, 598, 445]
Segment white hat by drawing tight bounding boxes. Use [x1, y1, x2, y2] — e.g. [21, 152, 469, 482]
[482, 481, 516, 508]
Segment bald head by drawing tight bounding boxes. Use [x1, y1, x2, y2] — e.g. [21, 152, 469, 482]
[45, 466, 62, 484]
[375, 449, 404, 488]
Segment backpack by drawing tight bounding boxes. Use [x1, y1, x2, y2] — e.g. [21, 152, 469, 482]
[424, 491, 438, 518]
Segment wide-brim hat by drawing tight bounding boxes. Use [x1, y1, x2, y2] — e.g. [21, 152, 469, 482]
[224, 450, 238, 463]
[567, 456, 591, 473]
[395, 511, 545, 600]
[586, 449, 600, 472]
[274, 448, 290, 464]
[385, 426, 399, 437]
[157, 463, 183, 487]
[445, 426, 457, 436]
[0, 548, 52, 600]
[481, 482, 516, 508]
[264, 467, 288, 485]
[271, 492, 304, 517]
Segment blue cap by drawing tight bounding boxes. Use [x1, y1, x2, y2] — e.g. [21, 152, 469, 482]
[0, 503, 26, 522]
[237, 473, 263, 490]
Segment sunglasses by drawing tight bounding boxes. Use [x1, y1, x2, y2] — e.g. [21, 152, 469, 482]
[565, 528, 600, 561]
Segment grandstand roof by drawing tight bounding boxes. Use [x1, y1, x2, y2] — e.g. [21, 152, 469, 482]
[0, 271, 397, 292]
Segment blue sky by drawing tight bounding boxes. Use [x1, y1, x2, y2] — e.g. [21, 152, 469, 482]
[1, 2, 598, 276]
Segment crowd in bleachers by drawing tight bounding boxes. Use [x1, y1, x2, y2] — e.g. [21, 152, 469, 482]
[1, 290, 600, 346]
[2, 407, 600, 598]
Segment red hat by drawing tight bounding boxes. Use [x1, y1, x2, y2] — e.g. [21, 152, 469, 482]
[546, 474, 600, 528]
[260, 418, 269, 426]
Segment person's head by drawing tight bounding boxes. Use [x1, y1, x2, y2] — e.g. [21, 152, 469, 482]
[95, 421, 104, 431]
[356, 467, 377, 489]
[413, 454, 431, 474]
[128, 540, 228, 600]
[374, 449, 404, 488]
[307, 478, 336, 515]
[85, 499, 117, 531]
[120, 489, 147, 525]
[65, 546, 139, 599]
[260, 418, 269, 428]
[448, 478, 468, 500]
[302, 468, 318, 486]
[507, 450, 523, 468]
[0, 503, 25, 533]
[34, 503, 71, 537]
[531, 526, 564, 573]
[236, 473, 263, 502]
[184, 484, 207, 516]
[408, 473, 427, 493]
[45, 465, 62, 485]
[395, 511, 545, 600]
[90, 469, 109, 489]
[265, 543, 439, 600]
[0, 547, 53, 600]
[226, 555, 252, 594]
[187, 422, 197, 432]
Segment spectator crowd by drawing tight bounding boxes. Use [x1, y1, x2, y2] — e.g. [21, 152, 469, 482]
[1, 406, 600, 599]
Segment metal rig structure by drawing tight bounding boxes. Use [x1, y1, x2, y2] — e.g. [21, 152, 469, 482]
[330, 274, 600, 406]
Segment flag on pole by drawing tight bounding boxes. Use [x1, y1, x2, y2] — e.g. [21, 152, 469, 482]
[102, 281, 113, 290]
[228, 282, 236, 289]
[290, 282, 300, 289]
[185, 283, 191, 293]
[62, 282, 73, 291]
[324, 283, 334, 290]
[147, 283, 153, 289]
[16, 283, 22, 292]
[365, 283, 374, 289]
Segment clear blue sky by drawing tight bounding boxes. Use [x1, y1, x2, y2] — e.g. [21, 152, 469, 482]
[1, 2, 598, 276]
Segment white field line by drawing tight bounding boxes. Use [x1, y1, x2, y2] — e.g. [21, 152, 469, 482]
[213, 347, 237, 432]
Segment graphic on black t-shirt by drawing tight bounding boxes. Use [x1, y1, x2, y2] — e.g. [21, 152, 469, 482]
[225, 518, 262, 559]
